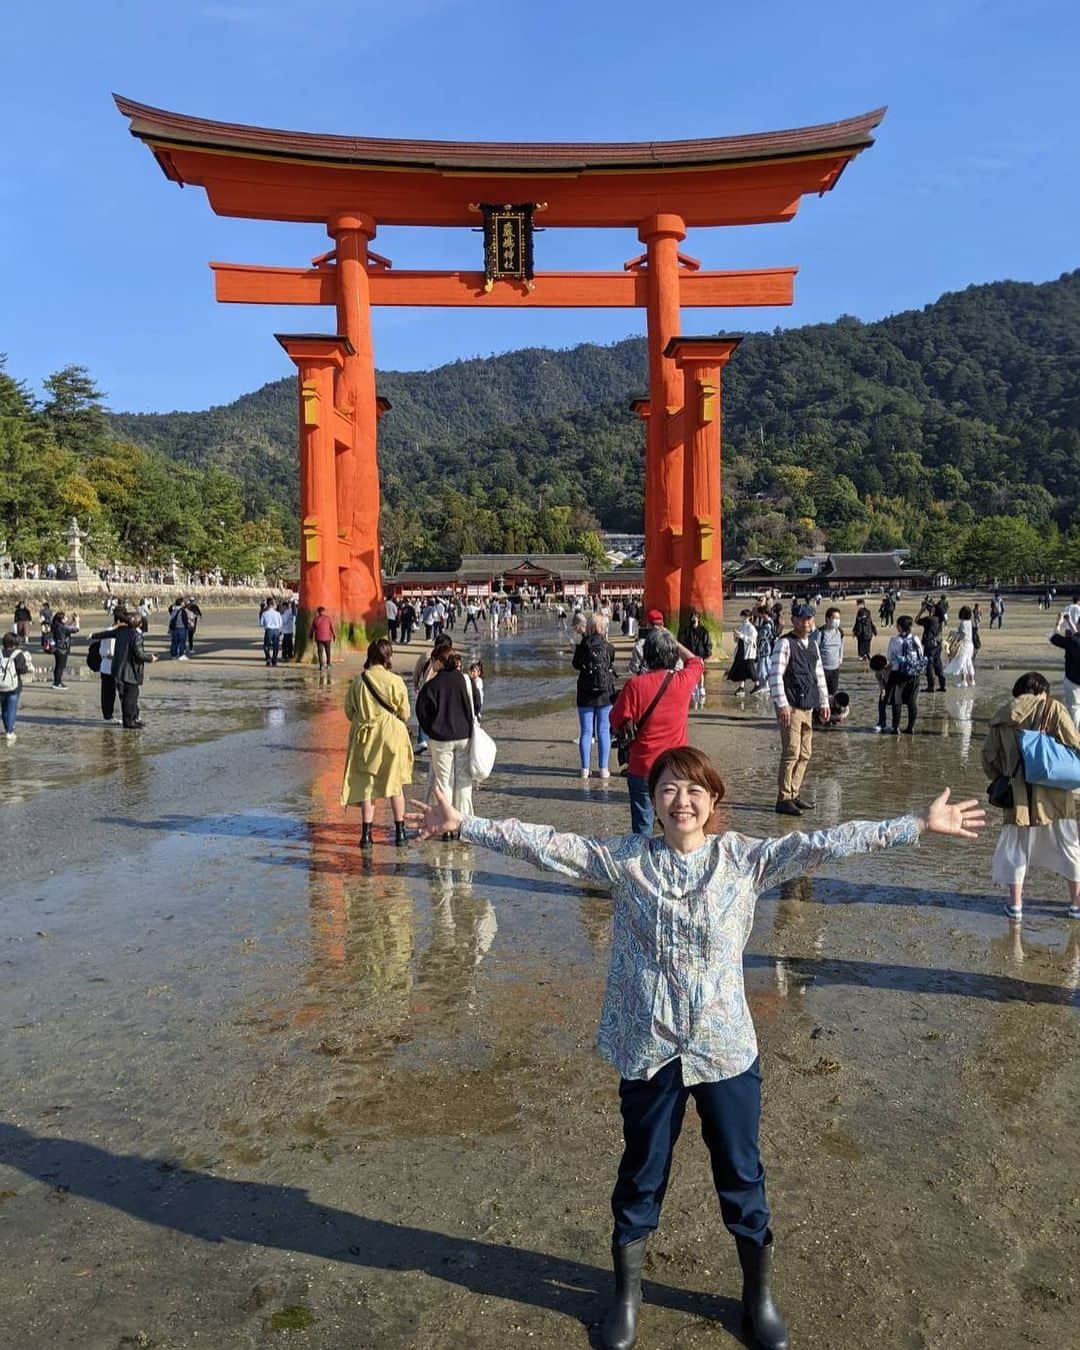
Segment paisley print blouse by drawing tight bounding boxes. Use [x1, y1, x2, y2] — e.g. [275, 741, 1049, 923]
[458, 814, 922, 1084]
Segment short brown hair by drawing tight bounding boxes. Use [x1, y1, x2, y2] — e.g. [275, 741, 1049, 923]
[364, 637, 393, 669]
[647, 745, 726, 822]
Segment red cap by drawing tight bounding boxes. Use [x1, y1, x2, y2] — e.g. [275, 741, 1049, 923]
[645, 608, 665, 625]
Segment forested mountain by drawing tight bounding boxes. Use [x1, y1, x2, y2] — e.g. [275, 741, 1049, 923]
[106, 269, 1080, 576]
[5, 269, 1075, 578]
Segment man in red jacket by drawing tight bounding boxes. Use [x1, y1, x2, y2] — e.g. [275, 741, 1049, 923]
[611, 627, 704, 835]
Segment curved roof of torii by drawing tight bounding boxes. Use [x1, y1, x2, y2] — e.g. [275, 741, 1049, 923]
[114, 96, 885, 229]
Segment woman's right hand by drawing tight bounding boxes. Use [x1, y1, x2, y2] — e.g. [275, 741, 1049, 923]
[406, 788, 462, 839]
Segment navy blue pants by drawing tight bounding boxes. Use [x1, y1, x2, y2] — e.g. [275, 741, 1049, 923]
[612, 1056, 770, 1247]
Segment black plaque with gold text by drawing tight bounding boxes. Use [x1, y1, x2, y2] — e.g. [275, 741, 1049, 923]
[478, 203, 540, 291]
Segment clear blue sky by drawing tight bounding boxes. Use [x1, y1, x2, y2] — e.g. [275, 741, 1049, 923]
[2, 0, 1076, 413]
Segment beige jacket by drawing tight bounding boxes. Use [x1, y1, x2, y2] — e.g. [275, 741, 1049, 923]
[981, 692, 1080, 826]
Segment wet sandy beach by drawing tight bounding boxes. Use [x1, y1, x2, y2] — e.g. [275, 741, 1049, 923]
[0, 602, 1077, 1348]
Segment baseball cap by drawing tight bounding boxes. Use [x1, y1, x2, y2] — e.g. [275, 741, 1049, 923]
[645, 608, 665, 625]
[791, 602, 816, 618]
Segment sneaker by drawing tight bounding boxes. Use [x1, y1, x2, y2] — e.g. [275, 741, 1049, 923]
[580, 768, 590, 779]
[1068, 905, 1080, 920]
[52, 684, 69, 691]
[775, 799, 802, 817]
[1004, 903, 1023, 921]
[599, 768, 611, 779]
[793, 797, 813, 811]
[873, 725, 885, 734]
[4, 732, 14, 744]
[177, 654, 189, 661]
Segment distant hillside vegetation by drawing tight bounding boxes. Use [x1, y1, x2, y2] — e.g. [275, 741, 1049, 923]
[108, 270, 1080, 574]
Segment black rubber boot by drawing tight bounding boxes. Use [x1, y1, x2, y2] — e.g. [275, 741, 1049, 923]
[394, 820, 408, 847]
[600, 1237, 647, 1350]
[736, 1234, 789, 1350]
[359, 822, 374, 851]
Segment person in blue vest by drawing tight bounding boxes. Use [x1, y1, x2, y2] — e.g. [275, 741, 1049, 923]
[768, 603, 830, 816]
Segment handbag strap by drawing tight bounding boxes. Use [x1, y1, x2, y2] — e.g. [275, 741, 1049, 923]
[460, 671, 477, 730]
[635, 670, 675, 733]
[361, 672, 406, 721]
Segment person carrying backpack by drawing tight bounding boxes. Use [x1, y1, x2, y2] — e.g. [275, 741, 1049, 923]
[0, 632, 33, 743]
[572, 612, 617, 779]
[881, 615, 926, 735]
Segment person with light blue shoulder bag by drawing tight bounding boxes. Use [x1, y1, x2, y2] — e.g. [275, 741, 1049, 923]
[981, 671, 1080, 922]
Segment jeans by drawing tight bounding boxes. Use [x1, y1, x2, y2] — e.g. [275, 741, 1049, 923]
[577, 704, 611, 771]
[0, 689, 19, 734]
[263, 631, 281, 665]
[170, 626, 187, 658]
[281, 633, 294, 661]
[315, 638, 332, 669]
[627, 772, 654, 836]
[612, 1056, 769, 1247]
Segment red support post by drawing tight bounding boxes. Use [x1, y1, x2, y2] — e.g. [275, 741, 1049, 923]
[638, 213, 686, 624]
[665, 336, 742, 640]
[328, 211, 383, 644]
[275, 335, 351, 652]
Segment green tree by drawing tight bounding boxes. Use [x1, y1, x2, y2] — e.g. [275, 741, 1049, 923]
[42, 365, 108, 458]
[576, 530, 608, 570]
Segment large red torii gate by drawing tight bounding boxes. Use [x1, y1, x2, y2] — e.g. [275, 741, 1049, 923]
[116, 96, 883, 645]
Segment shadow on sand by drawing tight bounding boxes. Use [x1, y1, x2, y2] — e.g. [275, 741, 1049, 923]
[0, 1123, 746, 1345]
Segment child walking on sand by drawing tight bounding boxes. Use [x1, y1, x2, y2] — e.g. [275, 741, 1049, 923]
[408, 746, 984, 1350]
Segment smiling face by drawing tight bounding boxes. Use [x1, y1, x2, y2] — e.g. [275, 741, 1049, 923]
[652, 772, 719, 851]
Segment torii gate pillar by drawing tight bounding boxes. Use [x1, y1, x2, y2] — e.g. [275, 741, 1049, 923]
[666, 337, 741, 638]
[328, 212, 383, 643]
[638, 213, 686, 620]
[275, 335, 353, 646]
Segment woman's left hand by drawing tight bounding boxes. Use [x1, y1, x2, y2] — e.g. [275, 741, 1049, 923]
[406, 788, 462, 840]
[922, 788, 985, 840]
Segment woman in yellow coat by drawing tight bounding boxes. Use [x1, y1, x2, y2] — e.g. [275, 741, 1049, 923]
[341, 638, 415, 849]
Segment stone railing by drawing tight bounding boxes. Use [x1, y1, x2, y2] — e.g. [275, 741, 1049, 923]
[0, 578, 286, 611]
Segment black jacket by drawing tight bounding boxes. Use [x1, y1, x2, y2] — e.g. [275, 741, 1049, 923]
[1050, 631, 1080, 685]
[112, 626, 151, 686]
[50, 616, 73, 654]
[572, 634, 617, 707]
[678, 622, 713, 661]
[416, 669, 479, 741]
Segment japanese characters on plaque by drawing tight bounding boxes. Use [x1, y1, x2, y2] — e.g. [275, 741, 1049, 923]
[477, 203, 542, 291]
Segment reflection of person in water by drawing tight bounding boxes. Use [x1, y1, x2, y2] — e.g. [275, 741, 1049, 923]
[409, 743, 985, 1350]
[418, 846, 498, 1003]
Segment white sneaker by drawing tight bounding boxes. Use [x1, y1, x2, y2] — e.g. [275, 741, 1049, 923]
[178, 654, 189, 661]
[4, 732, 14, 744]
[580, 768, 590, 779]
[599, 768, 610, 779]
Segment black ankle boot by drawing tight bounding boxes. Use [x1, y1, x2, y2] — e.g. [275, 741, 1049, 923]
[600, 1237, 647, 1350]
[359, 822, 374, 850]
[736, 1233, 789, 1350]
[394, 820, 408, 847]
